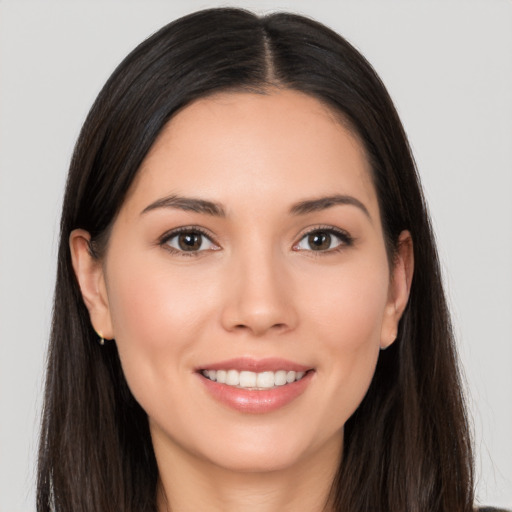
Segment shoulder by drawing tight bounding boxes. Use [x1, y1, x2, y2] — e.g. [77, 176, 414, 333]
[478, 508, 511, 512]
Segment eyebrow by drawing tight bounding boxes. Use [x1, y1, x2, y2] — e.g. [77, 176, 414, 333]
[141, 195, 226, 217]
[141, 193, 370, 220]
[289, 194, 371, 220]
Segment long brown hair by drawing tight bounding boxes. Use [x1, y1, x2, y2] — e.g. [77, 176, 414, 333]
[37, 8, 473, 511]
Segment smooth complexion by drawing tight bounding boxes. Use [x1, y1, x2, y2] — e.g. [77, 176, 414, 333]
[70, 90, 413, 512]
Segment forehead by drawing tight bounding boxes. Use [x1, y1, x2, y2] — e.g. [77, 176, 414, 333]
[125, 89, 378, 218]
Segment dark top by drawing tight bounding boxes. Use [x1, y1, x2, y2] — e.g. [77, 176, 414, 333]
[479, 508, 511, 512]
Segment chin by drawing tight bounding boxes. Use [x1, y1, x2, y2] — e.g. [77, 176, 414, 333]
[204, 443, 306, 474]
[194, 423, 340, 475]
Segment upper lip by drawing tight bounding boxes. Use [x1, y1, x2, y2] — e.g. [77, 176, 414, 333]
[196, 357, 312, 373]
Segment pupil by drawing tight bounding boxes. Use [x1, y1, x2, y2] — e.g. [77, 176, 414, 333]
[309, 232, 331, 250]
[178, 233, 201, 251]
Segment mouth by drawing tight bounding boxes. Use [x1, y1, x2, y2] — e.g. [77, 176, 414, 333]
[200, 369, 308, 390]
[196, 358, 314, 413]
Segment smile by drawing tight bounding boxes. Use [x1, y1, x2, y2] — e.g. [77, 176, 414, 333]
[197, 358, 314, 413]
[201, 369, 306, 389]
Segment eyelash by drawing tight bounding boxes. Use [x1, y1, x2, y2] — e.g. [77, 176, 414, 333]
[293, 226, 354, 255]
[158, 225, 354, 257]
[159, 226, 219, 257]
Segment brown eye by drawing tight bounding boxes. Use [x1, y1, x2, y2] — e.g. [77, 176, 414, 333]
[164, 230, 217, 253]
[178, 232, 202, 251]
[294, 228, 351, 252]
[307, 232, 332, 251]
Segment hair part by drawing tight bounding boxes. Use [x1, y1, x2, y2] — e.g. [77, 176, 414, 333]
[38, 8, 473, 512]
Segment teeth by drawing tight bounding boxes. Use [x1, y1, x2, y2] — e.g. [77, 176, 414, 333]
[257, 371, 275, 388]
[201, 369, 308, 389]
[226, 369, 239, 386]
[239, 371, 257, 388]
[274, 370, 287, 386]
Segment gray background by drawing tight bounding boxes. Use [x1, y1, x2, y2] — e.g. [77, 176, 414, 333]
[0, 1, 511, 510]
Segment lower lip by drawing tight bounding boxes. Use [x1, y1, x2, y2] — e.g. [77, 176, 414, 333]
[198, 371, 314, 414]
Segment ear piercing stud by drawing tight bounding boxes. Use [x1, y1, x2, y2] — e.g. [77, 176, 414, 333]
[96, 331, 106, 345]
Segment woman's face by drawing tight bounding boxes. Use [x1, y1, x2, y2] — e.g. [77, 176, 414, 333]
[72, 90, 411, 474]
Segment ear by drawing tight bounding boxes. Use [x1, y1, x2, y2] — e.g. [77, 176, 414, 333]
[69, 229, 114, 340]
[380, 230, 414, 349]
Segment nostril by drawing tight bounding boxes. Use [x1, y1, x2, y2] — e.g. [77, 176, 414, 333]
[237, 322, 286, 328]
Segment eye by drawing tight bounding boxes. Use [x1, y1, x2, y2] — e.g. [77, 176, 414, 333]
[294, 228, 352, 252]
[162, 229, 219, 253]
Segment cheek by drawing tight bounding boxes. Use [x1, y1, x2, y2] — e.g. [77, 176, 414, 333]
[103, 252, 218, 399]
[301, 256, 389, 415]
[306, 256, 390, 346]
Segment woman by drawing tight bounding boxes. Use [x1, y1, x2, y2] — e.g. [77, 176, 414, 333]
[36, 7, 499, 512]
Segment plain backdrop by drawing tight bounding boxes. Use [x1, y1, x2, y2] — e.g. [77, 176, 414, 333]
[0, 1, 511, 510]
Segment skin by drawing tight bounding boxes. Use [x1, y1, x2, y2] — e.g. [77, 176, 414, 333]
[70, 89, 414, 512]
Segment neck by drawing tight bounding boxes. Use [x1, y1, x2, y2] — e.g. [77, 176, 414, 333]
[153, 429, 342, 512]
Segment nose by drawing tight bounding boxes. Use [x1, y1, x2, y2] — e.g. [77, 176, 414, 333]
[220, 249, 298, 337]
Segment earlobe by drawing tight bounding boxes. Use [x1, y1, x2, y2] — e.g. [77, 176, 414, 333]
[380, 230, 414, 349]
[69, 229, 114, 340]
